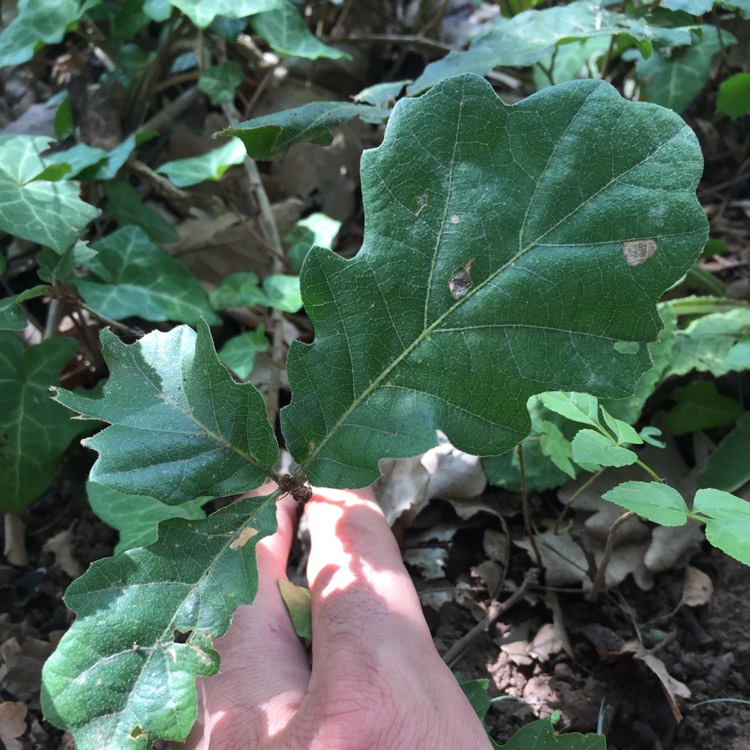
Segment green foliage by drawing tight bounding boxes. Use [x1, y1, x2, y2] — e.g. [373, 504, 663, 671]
[281, 74, 706, 488]
[156, 138, 248, 187]
[698, 411, 750, 491]
[408, 1, 702, 95]
[0, 136, 100, 253]
[250, 4, 349, 60]
[0, 0, 85, 67]
[217, 327, 269, 379]
[224, 100, 391, 159]
[86, 481, 207, 553]
[53, 322, 279, 504]
[1, 0, 746, 744]
[717, 72, 750, 117]
[75, 226, 219, 325]
[41, 492, 279, 749]
[632, 26, 737, 113]
[497, 718, 605, 749]
[0, 335, 91, 513]
[198, 61, 245, 105]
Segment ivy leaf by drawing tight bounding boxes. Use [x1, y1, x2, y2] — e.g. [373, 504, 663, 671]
[41, 493, 278, 749]
[218, 328, 269, 380]
[0, 335, 91, 513]
[633, 26, 736, 114]
[280, 75, 707, 488]
[42, 143, 110, 180]
[0, 135, 100, 253]
[103, 181, 179, 244]
[53, 321, 279, 504]
[250, 4, 350, 60]
[223, 101, 390, 159]
[408, 2, 701, 95]
[75, 226, 219, 325]
[198, 61, 244, 106]
[156, 138, 247, 187]
[165, 0, 286, 28]
[0, 0, 84, 67]
[602, 481, 689, 526]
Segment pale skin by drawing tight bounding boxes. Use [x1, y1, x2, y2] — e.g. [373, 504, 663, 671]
[184, 485, 493, 750]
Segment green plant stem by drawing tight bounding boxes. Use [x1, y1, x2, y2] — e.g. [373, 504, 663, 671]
[635, 459, 661, 482]
[555, 468, 605, 533]
[586, 510, 635, 602]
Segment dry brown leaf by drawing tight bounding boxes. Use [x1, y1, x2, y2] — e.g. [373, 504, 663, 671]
[681, 565, 714, 607]
[516, 531, 591, 588]
[375, 437, 486, 526]
[621, 639, 691, 721]
[0, 701, 28, 750]
[43, 529, 83, 578]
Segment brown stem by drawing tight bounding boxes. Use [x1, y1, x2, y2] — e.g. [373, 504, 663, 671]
[586, 510, 635, 602]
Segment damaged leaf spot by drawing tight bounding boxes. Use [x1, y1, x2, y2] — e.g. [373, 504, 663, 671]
[450, 214, 460, 224]
[622, 239, 658, 266]
[415, 194, 428, 216]
[229, 527, 259, 549]
[129, 726, 145, 740]
[614, 341, 640, 354]
[448, 258, 475, 300]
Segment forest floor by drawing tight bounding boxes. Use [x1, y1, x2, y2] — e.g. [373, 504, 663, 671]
[2, 3, 750, 749]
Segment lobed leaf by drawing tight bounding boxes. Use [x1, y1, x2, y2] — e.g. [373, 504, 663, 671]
[41, 493, 278, 749]
[0, 135, 100, 253]
[86, 482, 207, 554]
[0, 0, 84, 67]
[75, 226, 219, 325]
[54, 321, 279, 504]
[498, 718, 605, 749]
[251, 4, 350, 60]
[282, 74, 707, 488]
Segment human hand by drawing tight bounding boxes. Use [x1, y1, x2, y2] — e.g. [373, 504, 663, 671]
[183, 485, 493, 750]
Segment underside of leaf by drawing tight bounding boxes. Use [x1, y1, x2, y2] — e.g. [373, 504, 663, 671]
[41, 493, 278, 749]
[281, 74, 708, 488]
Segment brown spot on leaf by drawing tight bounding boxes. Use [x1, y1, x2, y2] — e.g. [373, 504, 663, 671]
[622, 239, 658, 266]
[449, 258, 475, 300]
[229, 527, 259, 549]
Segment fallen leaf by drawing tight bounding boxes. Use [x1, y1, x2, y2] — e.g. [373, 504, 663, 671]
[42, 529, 83, 578]
[681, 565, 713, 607]
[623, 639, 691, 721]
[0, 701, 28, 750]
